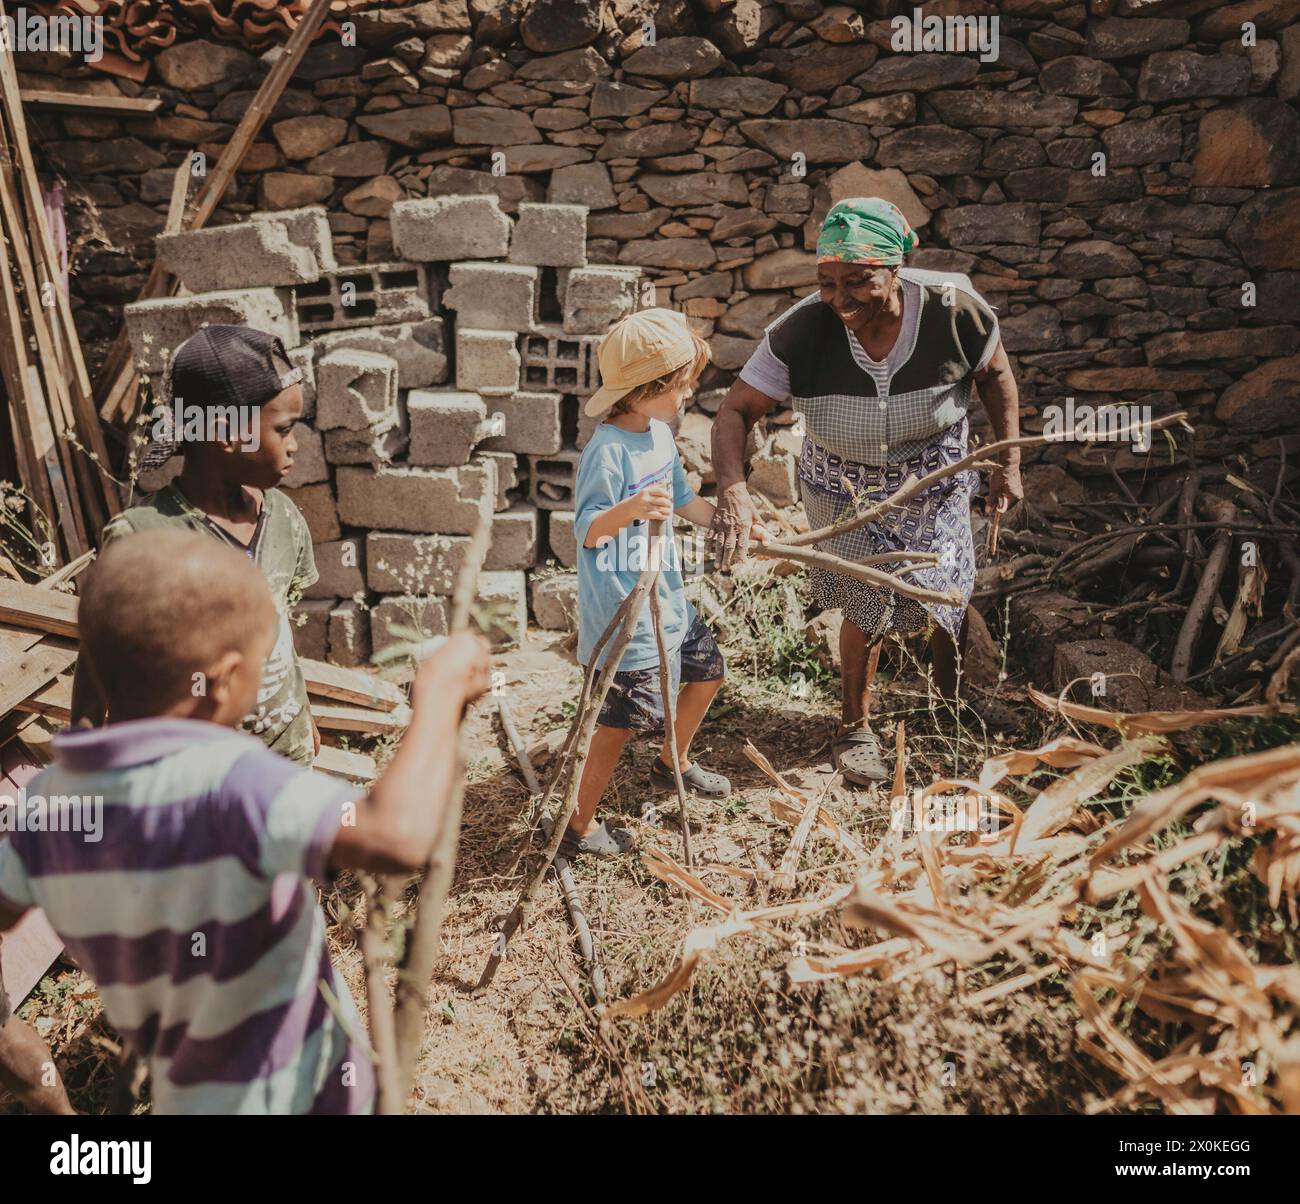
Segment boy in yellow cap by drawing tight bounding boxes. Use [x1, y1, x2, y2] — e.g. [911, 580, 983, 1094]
[567, 309, 768, 858]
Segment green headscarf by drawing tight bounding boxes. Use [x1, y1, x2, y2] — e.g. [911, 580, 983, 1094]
[817, 197, 919, 266]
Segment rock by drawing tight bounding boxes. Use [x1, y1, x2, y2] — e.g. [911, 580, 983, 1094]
[713, 206, 778, 240]
[1056, 240, 1143, 279]
[155, 40, 255, 90]
[590, 80, 668, 117]
[260, 172, 335, 209]
[688, 76, 786, 115]
[421, 34, 473, 72]
[1198, 0, 1298, 40]
[1039, 56, 1129, 96]
[471, 0, 527, 45]
[1006, 166, 1144, 204]
[618, 239, 717, 270]
[852, 54, 979, 95]
[356, 104, 453, 148]
[520, 0, 602, 51]
[499, 145, 591, 174]
[1280, 22, 1300, 100]
[928, 91, 1078, 129]
[1063, 367, 1229, 393]
[1100, 198, 1234, 238]
[1101, 115, 1182, 166]
[1226, 188, 1300, 270]
[743, 249, 816, 289]
[1084, 16, 1189, 58]
[935, 203, 1041, 249]
[307, 141, 389, 177]
[825, 93, 916, 125]
[639, 172, 749, 206]
[984, 136, 1048, 171]
[820, 162, 929, 231]
[718, 292, 792, 339]
[517, 45, 611, 82]
[1147, 325, 1299, 365]
[597, 124, 698, 160]
[739, 119, 876, 164]
[1215, 355, 1300, 432]
[1192, 100, 1300, 188]
[1138, 51, 1251, 101]
[876, 126, 981, 175]
[1009, 591, 1096, 684]
[707, 0, 784, 55]
[999, 305, 1064, 352]
[349, 0, 472, 39]
[271, 115, 348, 160]
[622, 37, 724, 79]
[47, 138, 165, 174]
[343, 176, 404, 217]
[760, 43, 877, 91]
[426, 164, 543, 213]
[453, 106, 541, 145]
[548, 161, 617, 209]
[1054, 638, 1196, 713]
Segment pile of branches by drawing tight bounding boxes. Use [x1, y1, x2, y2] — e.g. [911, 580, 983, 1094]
[601, 695, 1300, 1115]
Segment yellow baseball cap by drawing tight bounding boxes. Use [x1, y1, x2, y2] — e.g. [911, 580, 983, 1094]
[584, 307, 699, 417]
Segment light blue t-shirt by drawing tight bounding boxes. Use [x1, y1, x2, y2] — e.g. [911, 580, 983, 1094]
[575, 419, 697, 672]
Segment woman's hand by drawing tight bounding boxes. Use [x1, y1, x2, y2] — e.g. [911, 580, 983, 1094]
[988, 458, 1023, 511]
[710, 482, 759, 568]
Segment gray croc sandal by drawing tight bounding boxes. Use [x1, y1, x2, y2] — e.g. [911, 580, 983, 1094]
[650, 757, 731, 798]
[561, 821, 638, 860]
[833, 725, 889, 786]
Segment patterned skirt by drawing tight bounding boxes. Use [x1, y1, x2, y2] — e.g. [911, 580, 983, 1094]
[798, 421, 977, 640]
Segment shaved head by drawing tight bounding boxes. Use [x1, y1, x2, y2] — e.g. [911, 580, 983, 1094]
[80, 530, 276, 719]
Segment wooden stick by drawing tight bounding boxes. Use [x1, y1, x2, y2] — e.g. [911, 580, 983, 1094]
[784, 414, 1189, 552]
[476, 520, 668, 994]
[649, 585, 693, 868]
[357, 874, 401, 1115]
[755, 540, 963, 607]
[390, 509, 491, 1104]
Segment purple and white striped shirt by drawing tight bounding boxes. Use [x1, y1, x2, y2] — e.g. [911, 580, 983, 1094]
[0, 719, 373, 1114]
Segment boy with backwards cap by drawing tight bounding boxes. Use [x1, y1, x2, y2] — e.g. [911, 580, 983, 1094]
[71, 326, 322, 766]
[567, 309, 768, 858]
[0, 530, 490, 1113]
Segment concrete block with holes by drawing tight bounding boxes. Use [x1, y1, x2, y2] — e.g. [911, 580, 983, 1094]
[315, 349, 398, 431]
[527, 448, 581, 511]
[391, 194, 512, 261]
[294, 261, 433, 333]
[508, 202, 588, 268]
[443, 262, 539, 332]
[519, 326, 601, 395]
[407, 389, 487, 466]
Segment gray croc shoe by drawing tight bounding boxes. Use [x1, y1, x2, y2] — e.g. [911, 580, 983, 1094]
[650, 757, 731, 798]
[832, 725, 889, 786]
[561, 821, 638, 859]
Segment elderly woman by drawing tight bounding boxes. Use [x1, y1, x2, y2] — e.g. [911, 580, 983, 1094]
[709, 197, 1023, 785]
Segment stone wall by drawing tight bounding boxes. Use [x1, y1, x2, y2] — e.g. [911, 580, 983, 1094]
[17, 0, 1300, 662]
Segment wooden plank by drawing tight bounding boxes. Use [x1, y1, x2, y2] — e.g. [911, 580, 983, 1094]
[314, 743, 377, 785]
[301, 657, 404, 712]
[0, 646, 74, 717]
[312, 702, 411, 736]
[19, 90, 162, 115]
[0, 579, 78, 638]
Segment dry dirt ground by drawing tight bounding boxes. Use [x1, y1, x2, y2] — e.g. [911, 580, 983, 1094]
[4, 616, 1095, 1116]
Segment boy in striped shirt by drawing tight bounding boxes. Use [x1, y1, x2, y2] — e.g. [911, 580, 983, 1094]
[0, 530, 488, 1114]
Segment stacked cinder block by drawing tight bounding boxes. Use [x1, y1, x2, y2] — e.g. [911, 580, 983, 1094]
[130, 195, 638, 662]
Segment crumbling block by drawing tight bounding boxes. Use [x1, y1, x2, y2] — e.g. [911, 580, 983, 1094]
[294, 261, 434, 333]
[366, 532, 484, 594]
[508, 202, 588, 268]
[531, 572, 578, 631]
[520, 327, 601, 395]
[1053, 638, 1206, 712]
[456, 328, 522, 394]
[281, 422, 328, 488]
[283, 482, 340, 542]
[479, 570, 527, 649]
[576, 406, 601, 450]
[548, 509, 576, 567]
[310, 318, 448, 389]
[322, 423, 407, 466]
[288, 345, 316, 419]
[485, 504, 538, 571]
[478, 390, 563, 456]
[156, 222, 320, 293]
[336, 460, 496, 534]
[527, 448, 581, 511]
[125, 289, 297, 374]
[306, 538, 366, 601]
[444, 262, 539, 332]
[1009, 591, 1101, 684]
[391, 194, 512, 261]
[328, 600, 370, 668]
[371, 594, 450, 657]
[315, 349, 398, 431]
[478, 450, 518, 511]
[747, 445, 798, 506]
[562, 265, 639, 334]
[252, 206, 337, 274]
[407, 390, 487, 466]
[292, 598, 333, 661]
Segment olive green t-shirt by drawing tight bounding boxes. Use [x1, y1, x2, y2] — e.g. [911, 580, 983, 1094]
[101, 484, 319, 765]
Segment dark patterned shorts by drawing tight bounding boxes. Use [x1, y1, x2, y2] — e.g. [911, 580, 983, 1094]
[597, 615, 725, 732]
